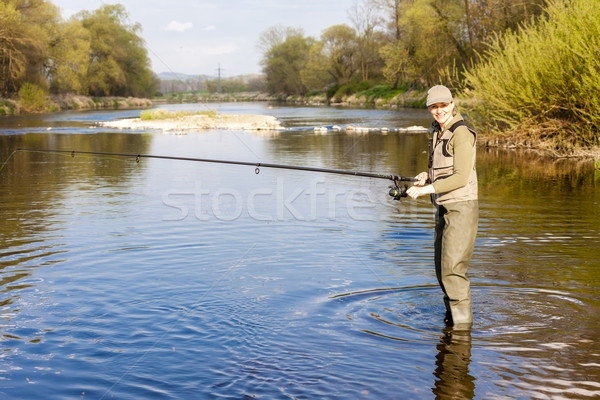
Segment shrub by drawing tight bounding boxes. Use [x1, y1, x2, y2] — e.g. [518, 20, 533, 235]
[18, 83, 50, 113]
[463, 0, 600, 150]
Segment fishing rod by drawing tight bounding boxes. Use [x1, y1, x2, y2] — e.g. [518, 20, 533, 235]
[15, 148, 414, 199]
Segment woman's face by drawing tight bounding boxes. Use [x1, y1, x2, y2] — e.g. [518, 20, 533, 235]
[428, 102, 454, 127]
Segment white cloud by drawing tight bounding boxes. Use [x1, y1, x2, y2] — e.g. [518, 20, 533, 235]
[164, 21, 194, 33]
[203, 25, 216, 31]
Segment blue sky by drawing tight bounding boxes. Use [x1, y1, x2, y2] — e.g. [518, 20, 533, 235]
[52, 0, 357, 77]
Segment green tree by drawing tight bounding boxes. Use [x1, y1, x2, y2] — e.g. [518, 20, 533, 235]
[48, 19, 90, 94]
[379, 41, 410, 86]
[0, 0, 60, 96]
[375, 0, 547, 87]
[0, 2, 28, 96]
[262, 34, 313, 95]
[320, 24, 358, 85]
[372, 0, 410, 88]
[13, 0, 61, 89]
[300, 41, 331, 91]
[397, 0, 470, 85]
[77, 4, 156, 97]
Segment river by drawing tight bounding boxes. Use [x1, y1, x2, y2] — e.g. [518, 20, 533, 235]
[0, 103, 598, 399]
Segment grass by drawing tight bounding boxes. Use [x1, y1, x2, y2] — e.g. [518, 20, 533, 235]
[140, 108, 217, 120]
[358, 84, 406, 103]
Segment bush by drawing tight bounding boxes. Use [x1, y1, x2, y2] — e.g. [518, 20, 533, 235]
[464, 0, 600, 150]
[358, 84, 407, 103]
[18, 83, 50, 113]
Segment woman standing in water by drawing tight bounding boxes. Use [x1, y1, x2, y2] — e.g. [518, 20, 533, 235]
[406, 85, 478, 328]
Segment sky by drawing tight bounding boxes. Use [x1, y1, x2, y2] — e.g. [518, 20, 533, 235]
[52, 0, 357, 78]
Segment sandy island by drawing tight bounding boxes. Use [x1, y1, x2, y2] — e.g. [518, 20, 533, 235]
[100, 113, 285, 132]
[99, 111, 430, 134]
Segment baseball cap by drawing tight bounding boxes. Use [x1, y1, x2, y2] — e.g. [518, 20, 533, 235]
[426, 85, 453, 106]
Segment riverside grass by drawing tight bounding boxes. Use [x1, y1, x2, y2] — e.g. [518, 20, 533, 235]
[140, 109, 217, 120]
[463, 0, 600, 155]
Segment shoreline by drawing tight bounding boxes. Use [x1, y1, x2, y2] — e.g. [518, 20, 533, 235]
[0, 95, 153, 116]
[479, 135, 600, 161]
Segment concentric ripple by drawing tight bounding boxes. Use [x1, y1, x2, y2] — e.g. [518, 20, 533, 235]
[327, 284, 600, 398]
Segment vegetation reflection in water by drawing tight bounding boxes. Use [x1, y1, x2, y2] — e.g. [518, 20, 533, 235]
[0, 103, 598, 399]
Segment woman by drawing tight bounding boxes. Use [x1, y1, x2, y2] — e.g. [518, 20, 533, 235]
[406, 85, 478, 328]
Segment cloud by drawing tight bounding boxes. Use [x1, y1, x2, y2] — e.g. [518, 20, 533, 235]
[203, 25, 216, 31]
[164, 21, 194, 33]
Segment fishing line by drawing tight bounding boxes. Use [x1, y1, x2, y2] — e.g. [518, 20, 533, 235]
[0, 149, 19, 175]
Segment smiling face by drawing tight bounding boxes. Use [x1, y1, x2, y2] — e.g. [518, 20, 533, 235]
[428, 102, 454, 128]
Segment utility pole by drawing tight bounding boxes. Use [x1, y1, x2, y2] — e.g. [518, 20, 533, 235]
[216, 64, 223, 94]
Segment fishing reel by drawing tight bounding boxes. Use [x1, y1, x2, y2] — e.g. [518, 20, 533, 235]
[389, 181, 408, 200]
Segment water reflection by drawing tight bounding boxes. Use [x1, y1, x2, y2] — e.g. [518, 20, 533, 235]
[433, 328, 474, 400]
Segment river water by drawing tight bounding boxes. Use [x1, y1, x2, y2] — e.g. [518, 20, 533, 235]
[0, 103, 598, 399]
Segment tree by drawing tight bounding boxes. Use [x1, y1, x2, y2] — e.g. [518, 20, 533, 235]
[77, 4, 156, 97]
[374, 0, 548, 87]
[348, 0, 385, 81]
[261, 34, 313, 95]
[0, 2, 28, 96]
[372, 0, 409, 88]
[0, 0, 60, 96]
[256, 25, 305, 57]
[379, 41, 410, 86]
[373, 0, 404, 41]
[13, 0, 61, 88]
[320, 24, 358, 85]
[300, 41, 331, 91]
[48, 19, 90, 94]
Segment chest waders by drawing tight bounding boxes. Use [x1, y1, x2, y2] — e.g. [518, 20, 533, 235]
[429, 120, 478, 328]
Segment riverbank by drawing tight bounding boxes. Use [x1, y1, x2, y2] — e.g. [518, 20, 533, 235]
[479, 133, 600, 160]
[156, 89, 425, 109]
[0, 95, 152, 116]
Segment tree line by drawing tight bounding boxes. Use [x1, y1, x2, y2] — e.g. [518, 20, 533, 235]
[159, 74, 266, 95]
[258, 0, 598, 151]
[0, 0, 158, 99]
[259, 0, 547, 97]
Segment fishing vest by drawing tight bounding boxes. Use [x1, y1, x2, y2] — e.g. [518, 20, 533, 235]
[428, 119, 478, 205]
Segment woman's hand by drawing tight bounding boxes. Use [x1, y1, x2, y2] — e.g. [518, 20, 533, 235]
[414, 172, 429, 186]
[407, 172, 435, 199]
